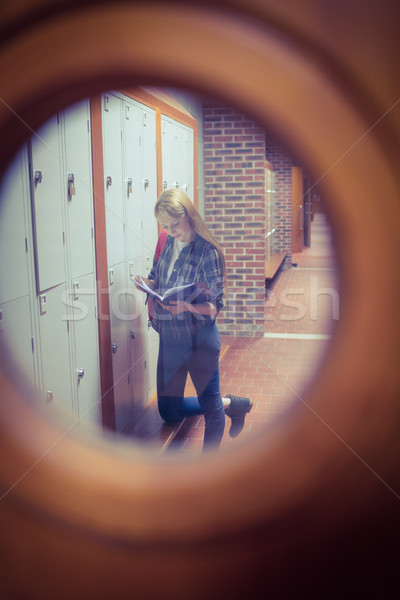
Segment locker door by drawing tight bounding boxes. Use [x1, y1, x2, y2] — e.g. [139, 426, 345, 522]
[126, 256, 147, 416]
[141, 105, 158, 270]
[102, 93, 124, 267]
[124, 100, 143, 263]
[182, 125, 194, 202]
[69, 272, 101, 427]
[108, 262, 131, 432]
[63, 99, 95, 279]
[0, 296, 36, 390]
[161, 116, 175, 191]
[37, 283, 74, 425]
[31, 115, 65, 292]
[146, 323, 159, 401]
[0, 146, 30, 304]
[173, 122, 185, 191]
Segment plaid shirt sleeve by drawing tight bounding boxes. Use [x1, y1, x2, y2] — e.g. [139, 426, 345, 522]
[200, 244, 224, 313]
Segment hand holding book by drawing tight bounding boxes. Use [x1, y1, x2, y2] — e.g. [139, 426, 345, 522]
[132, 275, 213, 306]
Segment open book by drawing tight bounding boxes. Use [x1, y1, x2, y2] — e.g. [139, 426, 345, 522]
[132, 275, 213, 305]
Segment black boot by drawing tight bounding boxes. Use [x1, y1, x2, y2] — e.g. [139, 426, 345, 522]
[225, 394, 253, 438]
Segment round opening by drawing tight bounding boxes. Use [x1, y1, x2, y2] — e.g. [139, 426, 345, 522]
[0, 85, 339, 455]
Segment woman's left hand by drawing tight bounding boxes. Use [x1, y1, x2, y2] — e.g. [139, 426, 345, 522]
[157, 300, 192, 315]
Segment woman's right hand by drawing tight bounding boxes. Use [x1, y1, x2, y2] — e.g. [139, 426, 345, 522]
[134, 275, 156, 292]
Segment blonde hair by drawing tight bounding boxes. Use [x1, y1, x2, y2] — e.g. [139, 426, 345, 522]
[155, 189, 226, 278]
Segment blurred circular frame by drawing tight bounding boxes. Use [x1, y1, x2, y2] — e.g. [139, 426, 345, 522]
[0, 0, 400, 588]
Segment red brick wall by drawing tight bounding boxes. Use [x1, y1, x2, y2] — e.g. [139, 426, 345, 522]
[203, 103, 266, 337]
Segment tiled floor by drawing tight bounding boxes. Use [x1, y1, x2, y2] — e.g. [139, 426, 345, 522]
[168, 212, 340, 453]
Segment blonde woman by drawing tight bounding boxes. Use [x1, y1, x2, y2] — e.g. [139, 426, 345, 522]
[135, 189, 252, 450]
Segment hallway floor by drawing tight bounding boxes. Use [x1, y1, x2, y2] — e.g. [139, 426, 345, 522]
[167, 212, 340, 453]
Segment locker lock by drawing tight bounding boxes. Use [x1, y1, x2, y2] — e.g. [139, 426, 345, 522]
[143, 178, 149, 190]
[127, 177, 133, 196]
[173, 181, 179, 189]
[34, 169, 42, 186]
[68, 172, 76, 198]
[106, 176, 112, 188]
[76, 368, 85, 381]
[112, 343, 118, 354]
[130, 329, 136, 339]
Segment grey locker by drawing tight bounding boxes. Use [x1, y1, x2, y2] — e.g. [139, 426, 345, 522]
[63, 99, 95, 280]
[37, 283, 74, 425]
[146, 321, 159, 401]
[0, 146, 31, 304]
[141, 105, 158, 264]
[124, 100, 143, 262]
[68, 272, 101, 427]
[31, 115, 66, 293]
[102, 92, 159, 431]
[161, 115, 194, 202]
[0, 295, 36, 391]
[181, 126, 194, 202]
[102, 94, 125, 267]
[108, 261, 131, 432]
[126, 256, 147, 417]
[161, 116, 176, 192]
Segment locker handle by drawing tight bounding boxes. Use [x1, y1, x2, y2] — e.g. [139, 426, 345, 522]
[76, 368, 85, 381]
[127, 177, 133, 196]
[34, 170, 42, 186]
[173, 181, 179, 189]
[162, 180, 167, 190]
[112, 343, 118, 354]
[68, 172, 76, 198]
[106, 176, 112, 188]
[143, 178, 149, 190]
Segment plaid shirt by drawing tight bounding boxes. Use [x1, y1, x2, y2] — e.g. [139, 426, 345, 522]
[149, 233, 224, 338]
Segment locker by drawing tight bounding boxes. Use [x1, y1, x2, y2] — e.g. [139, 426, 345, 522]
[108, 261, 131, 432]
[146, 320, 159, 400]
[37, 283, 74, 425]
[102, 92, 159, 430]
[67, 272, 101, 427]
[0, 146, 31, 304]
[102, 94, 125, 267]
[31, 115, 66, 292]
[182, 126, 194, 202]
[124, 100, 143, 262]
[141, 105, 158, 261]
[0, 295, 36, 391]
[161, 115, 194, 202]
[126, 256, 147, 417]
[63, 99, 95, 279]
[161, 116, 176, 191]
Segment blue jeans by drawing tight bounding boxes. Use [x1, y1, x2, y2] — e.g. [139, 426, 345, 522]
[157, 323, 225, 450]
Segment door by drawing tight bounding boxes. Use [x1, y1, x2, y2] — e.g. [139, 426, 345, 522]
[68, 272, 101, 427]
[292, 166, 304, 254]
[124, 99, 143, 263]
[63, 99, 95, 279]
[30, 115, 65, 292]
[37, 283, 74, 425]
[108, 262, 131, 432]
[303, 174, 312, 247]
[102, 93, 124, 267]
